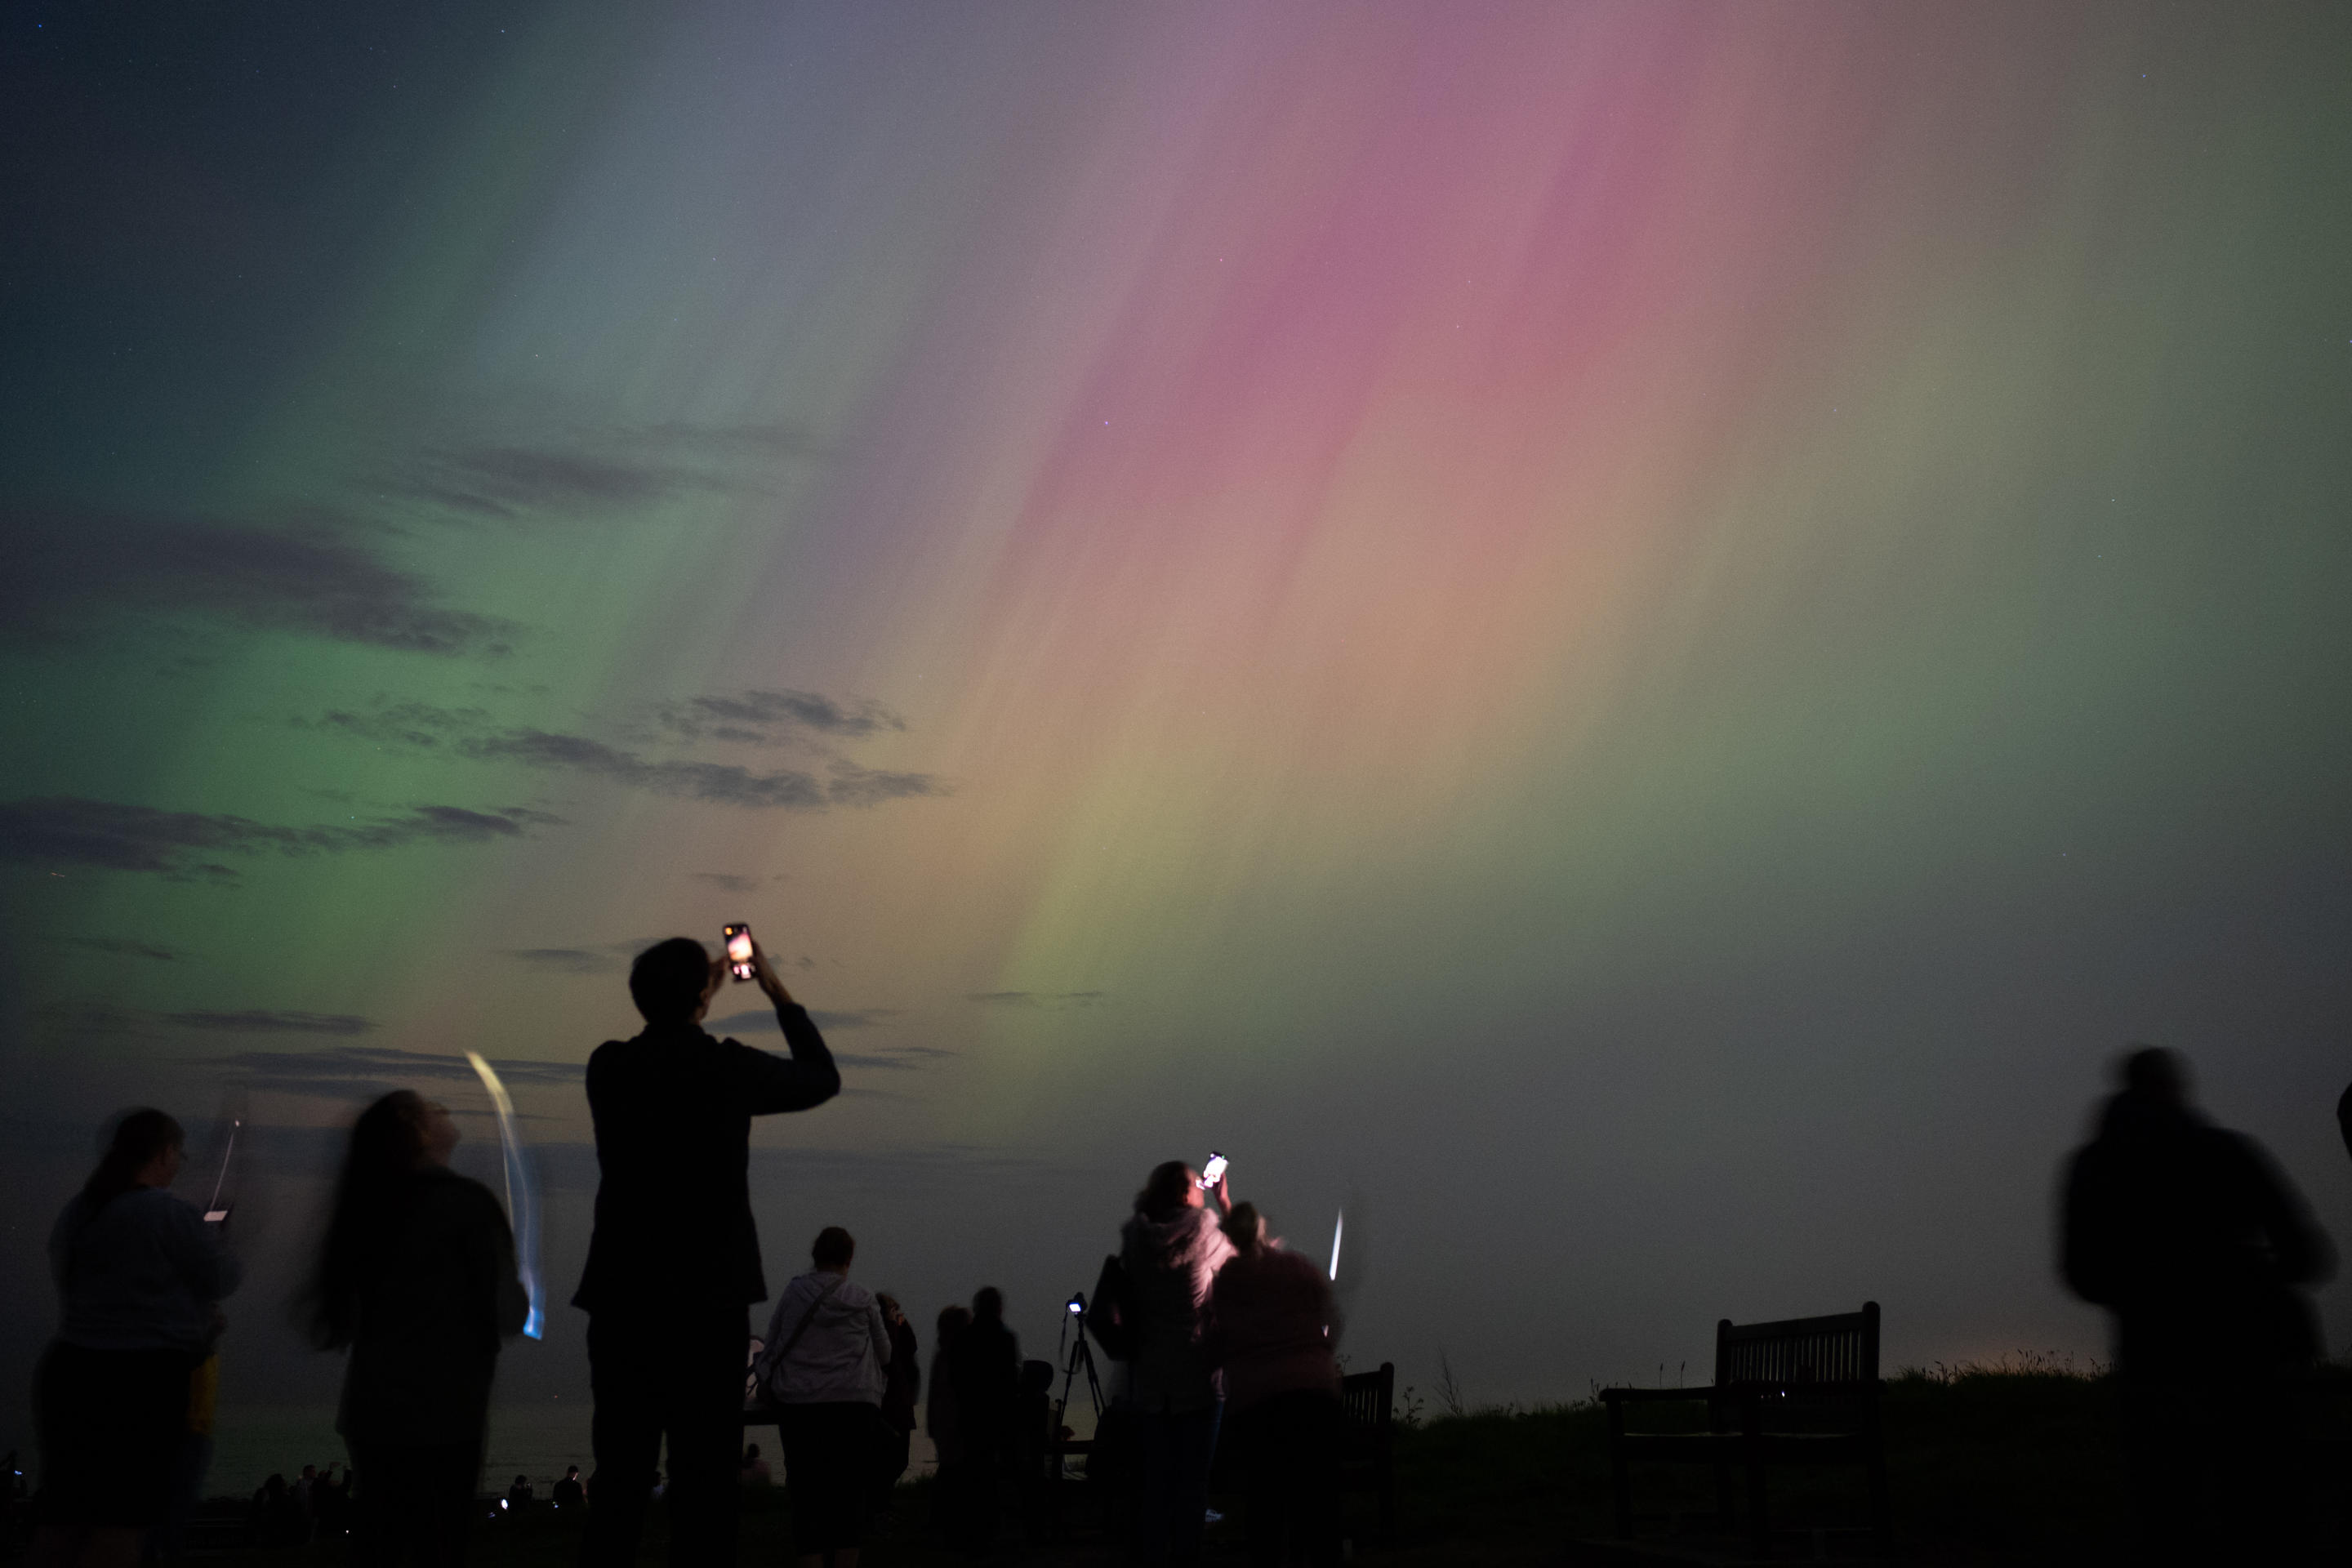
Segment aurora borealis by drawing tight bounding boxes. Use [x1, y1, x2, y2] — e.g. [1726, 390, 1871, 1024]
[4, 1, 2351, 1436]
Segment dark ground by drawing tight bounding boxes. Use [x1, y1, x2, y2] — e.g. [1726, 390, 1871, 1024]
[158, 1365, 2352, 1566]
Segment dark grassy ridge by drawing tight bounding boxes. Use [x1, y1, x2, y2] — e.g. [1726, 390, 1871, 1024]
[184, 1365, 2352, 1566]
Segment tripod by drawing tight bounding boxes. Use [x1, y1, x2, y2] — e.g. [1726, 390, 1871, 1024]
[1054, 1294, 1107, 1434]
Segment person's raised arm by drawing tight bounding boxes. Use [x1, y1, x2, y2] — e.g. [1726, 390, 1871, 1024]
[728, 936, 840, 1112]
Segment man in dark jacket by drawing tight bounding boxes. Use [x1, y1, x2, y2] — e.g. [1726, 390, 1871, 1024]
[946, 1288, 1020, 1552]
[2060, 1045, 2332, 1563]
[576, 933, 838, 1568]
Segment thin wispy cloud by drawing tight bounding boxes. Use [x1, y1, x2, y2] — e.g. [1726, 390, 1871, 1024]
[706, 1008, 906, 1035]
[198, 1044, 583, 1098]
[381, 422, 826, 521]
[967, 991, 1107, 1009]
[54, 937, 183, 961]
[0, 797, 561, 880]
[688, 871, 776, 893]
[163, 1010, 375, 1036]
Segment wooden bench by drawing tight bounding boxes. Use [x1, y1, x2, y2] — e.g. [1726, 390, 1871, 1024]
[1600, 1302, 1888, 1560]
[1338, 1361, 1397, 1544]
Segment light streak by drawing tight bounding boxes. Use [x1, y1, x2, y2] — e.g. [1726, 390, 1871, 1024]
[465, 1052, 544, 1339]
[1328, 1209, 1343, 1282]
[203, 1119, 239, 1223]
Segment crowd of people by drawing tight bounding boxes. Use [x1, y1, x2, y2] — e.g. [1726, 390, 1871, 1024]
[13, 928, 1350, 1568]
[17, 915, 2352, 1566]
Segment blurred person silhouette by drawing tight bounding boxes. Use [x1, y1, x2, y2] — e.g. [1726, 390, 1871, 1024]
[247, 1477, 300, 1548]
[1120, 1160, 1236, 1566]
[754, 1227, 889, 1568]
[2060, 1045, 2333, 1564]
[574, 933, 839, 1568]
[926, 1306, 970, 1540]
[946, 1290, 1019, 1554]
[738, 1446, 770, 1490]
[306, 1090, 528, 1568]
[874, 1296, 920, 1506]
[551, 1468, 583, 1512]
[1204, 1205, 1343, 1568]
[29, 1110, 239, 1568]
[505, 1477, 532, 1514]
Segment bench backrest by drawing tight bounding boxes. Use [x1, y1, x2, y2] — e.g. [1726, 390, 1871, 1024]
[1339, 1361, 1395, 1437]
[1713, 1301, 1880, 1392]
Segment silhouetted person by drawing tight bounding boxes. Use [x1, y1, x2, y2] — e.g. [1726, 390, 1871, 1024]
[1205, 1205, 1343, 1568]
[926, 1306, 970, 1541]
[307, 1091, 528, 1568]
[875, 1295, 920, 1506]
[30, 1110, 239, 1568]
[1120, 1160, 1236, 1566]
[738, 1446, 770, 1490]
[755, 1227, 889, 1568]
[946, 1289, 1019, 1554]
[2060, 1046, 2333, 1563]
[575, 934, 838, 1568]
[551, 1468, 583, 1512]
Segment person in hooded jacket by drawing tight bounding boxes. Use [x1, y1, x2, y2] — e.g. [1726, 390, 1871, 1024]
[756, 1227, 889, 1568]
[2060, 1045, 2332, 1564]
[1119, 1160, 1236, 1566]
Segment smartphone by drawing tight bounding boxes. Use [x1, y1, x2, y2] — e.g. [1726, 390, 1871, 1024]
[1199, 1152, 1227, 1189]
[724, 924, 756, 982]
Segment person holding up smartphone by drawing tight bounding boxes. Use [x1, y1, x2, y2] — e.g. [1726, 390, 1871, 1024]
[574, 926, 840, 1568]
[1118, 1156, 1236, 1566]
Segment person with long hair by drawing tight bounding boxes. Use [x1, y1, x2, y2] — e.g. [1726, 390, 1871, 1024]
[1204, 1204, 1343, 1567]
[754, 1227, 889, 1568]
[30, 1110, 239, 1568]
[306, 1091, 526, 1568]
[1120, 1159, 1236, 1565]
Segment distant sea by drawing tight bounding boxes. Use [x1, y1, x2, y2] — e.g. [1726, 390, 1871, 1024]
[206, 1401, 940, 1498]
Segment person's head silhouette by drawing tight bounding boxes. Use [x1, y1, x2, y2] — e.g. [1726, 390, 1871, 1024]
[2119, 1045, 2189, 1107]
[630, 938, 718, 1025]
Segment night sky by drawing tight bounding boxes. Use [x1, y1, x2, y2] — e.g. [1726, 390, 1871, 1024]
[4, 1, 2351, 1463]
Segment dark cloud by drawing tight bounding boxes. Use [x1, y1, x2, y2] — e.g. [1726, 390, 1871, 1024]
[298, 702, 491, 748]
[53, 937, 182, 961]
[0, 795, 560, 880]
[501, 938, 666, 974]
[0, 507, 511, 654]
[688, 871, 773, 893]
[967, 991, 1107, 1008]
[460, 730, 941, 811]
[201, 1045, 583, 1097]
[290, 691, 940, 813]
[162, 1010, 375, 1036]
[657, 689, 905, 745]
[383, 422, 825, 520]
